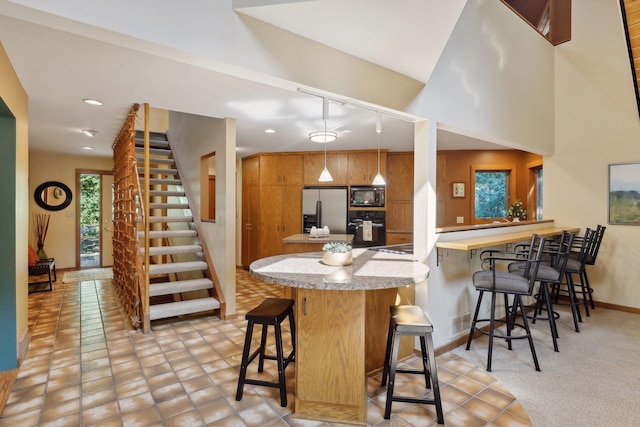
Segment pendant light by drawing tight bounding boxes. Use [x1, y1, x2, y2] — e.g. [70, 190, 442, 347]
[372, 111, 386, 185]
[317, 97, 334, 182]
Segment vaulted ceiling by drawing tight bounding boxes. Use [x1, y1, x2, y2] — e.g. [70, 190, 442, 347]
[1, 0, 510, 157]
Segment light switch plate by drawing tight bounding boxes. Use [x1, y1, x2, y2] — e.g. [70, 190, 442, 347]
[456, 216, 464, 223]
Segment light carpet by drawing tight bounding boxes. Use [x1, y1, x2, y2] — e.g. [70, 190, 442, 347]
[452, 304, 640, 426]
[62, 267, 113, 283]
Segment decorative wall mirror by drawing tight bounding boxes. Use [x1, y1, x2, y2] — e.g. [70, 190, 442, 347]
[34, 181, 73, 211]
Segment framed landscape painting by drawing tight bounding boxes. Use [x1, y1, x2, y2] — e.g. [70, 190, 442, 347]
[609, 162, 640, 225]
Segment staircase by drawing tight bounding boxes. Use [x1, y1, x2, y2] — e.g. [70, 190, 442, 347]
[135, 131, 220, 321]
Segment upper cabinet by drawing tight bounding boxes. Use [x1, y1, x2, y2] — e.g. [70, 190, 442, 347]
[242, 156, 260, 186]
[303, 153, 349, 185]
[260, 154, 303, 185]
[386, 152, 413, 201]
[348, 151, 387, 185]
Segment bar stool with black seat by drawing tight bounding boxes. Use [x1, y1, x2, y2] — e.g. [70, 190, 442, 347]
[570, 225, 606, 315]
[466, 234, 545, 372]
[236, 298, 295, 407]
[551, 228, 596, 330]
[508, 230, 575, 351]
[381, 305, 444, 424]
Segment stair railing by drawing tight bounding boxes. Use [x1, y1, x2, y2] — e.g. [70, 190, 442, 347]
[112, 103, 145, 330]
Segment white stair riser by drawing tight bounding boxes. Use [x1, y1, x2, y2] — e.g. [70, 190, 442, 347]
[149, 298, 220, 320]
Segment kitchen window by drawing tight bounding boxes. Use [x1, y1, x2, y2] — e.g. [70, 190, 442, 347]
[472, 165, 517, 222]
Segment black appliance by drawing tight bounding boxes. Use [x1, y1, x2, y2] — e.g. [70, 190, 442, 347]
[350, 186, 385, 208]
[347, 210, 386, 248]
[303, 214, 318, 234]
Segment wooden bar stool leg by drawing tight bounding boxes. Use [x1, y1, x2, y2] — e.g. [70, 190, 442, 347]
[274, 322, 287, 407]
[384, 330, 401, 419]
[258, 324, 268, 373]
[381, 319, 395, 386]
[236, 320, 255, 401]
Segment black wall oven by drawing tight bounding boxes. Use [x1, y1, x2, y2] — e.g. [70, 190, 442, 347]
[347, 211, 386, 248]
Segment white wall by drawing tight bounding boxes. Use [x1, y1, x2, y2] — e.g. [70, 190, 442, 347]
[413, 0, 555, 154]
[168, 112, 237, 315]
[408, 0, 557, 347]
[548, 0, 640, 308]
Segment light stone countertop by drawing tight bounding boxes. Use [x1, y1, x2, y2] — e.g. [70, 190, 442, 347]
[250, 248, 428, 290]
[282, 233, 354, 243]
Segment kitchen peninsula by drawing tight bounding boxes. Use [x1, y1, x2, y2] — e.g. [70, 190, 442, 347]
[250, 248, 427, 425]
[282, 233, 354, 254]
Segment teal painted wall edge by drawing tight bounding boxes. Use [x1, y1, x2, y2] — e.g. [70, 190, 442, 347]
[0, 97, 17, 370]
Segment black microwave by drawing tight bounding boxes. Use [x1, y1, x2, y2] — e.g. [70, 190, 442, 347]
[350, 186, 385, 207]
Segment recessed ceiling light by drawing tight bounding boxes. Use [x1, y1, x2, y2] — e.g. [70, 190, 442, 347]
[264, 129, 276, 134]
[81, 129, 98, 137]
[83, 98, 103, 106]
[82, 146, 94, 150]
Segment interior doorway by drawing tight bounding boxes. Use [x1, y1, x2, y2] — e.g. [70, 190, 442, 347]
[77, 170, 114, 268]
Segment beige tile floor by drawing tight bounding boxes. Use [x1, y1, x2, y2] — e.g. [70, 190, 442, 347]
[1, 269, 532, 426]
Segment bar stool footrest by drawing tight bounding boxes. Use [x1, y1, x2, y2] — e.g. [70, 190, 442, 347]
[242, 378, 281, 389]
[391, 396, 438, 405]
[396, 368, 431, 376]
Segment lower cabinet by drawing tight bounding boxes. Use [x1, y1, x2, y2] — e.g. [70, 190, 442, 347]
[293, 285, 415, 424]
[386, 232, 413, 245]
[295, 288, 367, 424]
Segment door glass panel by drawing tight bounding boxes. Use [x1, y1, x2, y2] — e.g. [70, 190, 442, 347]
[80, 174, 101, 267]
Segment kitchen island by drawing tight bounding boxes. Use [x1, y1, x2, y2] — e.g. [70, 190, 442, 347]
[250, 247, 428, 425]
[282, 233, 354, 254]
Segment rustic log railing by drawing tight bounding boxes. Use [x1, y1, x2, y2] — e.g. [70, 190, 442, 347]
[112, 103, 146, 330]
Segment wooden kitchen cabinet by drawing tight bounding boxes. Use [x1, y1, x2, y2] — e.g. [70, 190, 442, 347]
[241, 185, 260, 266]
[295, 288, 366, 423]
[260, 154, 303, 185]
[386, 152, 414, 201]
[259, 185, 302, 258]
[242, 154, 302, 265]
[303, 153, 348, 185]
[293, 284, 415, 424]
[242, 156, 259, 186]
[386, 152, 414, 243]
[242, 157, 261, 266]
[348, 151, 387, 185]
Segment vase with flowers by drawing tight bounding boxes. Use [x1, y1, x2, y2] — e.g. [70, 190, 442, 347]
[33, 213, 50, 259]
[322, 241, 353, 266]
[507, 199, 527, 222]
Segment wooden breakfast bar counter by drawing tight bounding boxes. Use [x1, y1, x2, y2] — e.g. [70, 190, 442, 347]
[434, 224, 580, 265]
[250, 247, 428, 425]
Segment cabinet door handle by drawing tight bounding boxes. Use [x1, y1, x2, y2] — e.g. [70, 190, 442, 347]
[303, 297, 307, 316]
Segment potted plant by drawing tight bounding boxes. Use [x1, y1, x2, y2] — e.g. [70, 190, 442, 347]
[507, 199, 527, 222]
[322, 241, 353, 266]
